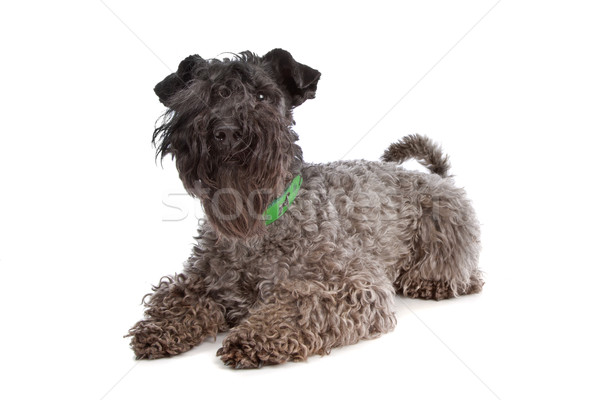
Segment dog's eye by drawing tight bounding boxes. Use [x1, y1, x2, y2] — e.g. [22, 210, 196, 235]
[257, 92, 266, 101]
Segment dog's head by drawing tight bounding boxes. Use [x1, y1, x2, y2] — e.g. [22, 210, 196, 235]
[152, 49, 320, 239]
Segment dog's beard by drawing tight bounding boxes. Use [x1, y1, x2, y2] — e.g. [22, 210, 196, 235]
[189, 138, 301, 240]
[195, 165, 281, 239]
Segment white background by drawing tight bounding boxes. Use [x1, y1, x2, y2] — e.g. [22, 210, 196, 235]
[1, 1, 599, 399]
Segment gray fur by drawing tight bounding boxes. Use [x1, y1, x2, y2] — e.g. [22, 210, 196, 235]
[127, 49, 483, 368]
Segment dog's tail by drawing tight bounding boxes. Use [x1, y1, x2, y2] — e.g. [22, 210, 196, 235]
[381, 134, 451, 178]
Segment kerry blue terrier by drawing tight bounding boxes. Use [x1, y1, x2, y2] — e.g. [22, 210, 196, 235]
[127, 48, 483, 368]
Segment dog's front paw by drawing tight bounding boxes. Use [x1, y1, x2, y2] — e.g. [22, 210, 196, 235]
[217, 339, 264, 369]
[217, 327, 308, 369]
[127, 319, 190, 360]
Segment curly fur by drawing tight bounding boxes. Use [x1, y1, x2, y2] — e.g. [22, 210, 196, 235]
[382, 133, 451, 177]
[127, 49, 483, 368]
[152, 52, 306, 238]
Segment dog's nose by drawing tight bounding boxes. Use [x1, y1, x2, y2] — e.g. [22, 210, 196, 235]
[213, 129, 241, 148]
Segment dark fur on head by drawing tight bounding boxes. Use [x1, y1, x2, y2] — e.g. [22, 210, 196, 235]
[152, 49, 321, 239]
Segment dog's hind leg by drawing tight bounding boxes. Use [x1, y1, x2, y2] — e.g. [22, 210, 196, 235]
[395, 182, 483, 300]
[383, 135, 483, 299]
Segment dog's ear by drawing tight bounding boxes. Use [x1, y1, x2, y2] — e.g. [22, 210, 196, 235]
[154, 55, 205, 105]
[262, 49, 321, 107]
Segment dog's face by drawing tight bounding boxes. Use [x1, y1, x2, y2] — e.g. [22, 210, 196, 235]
[152, 49, 320, 239]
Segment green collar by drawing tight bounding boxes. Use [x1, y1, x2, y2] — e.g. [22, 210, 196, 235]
[263, 174, 303, 226]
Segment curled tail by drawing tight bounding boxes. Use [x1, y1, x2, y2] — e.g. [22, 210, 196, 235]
[381, 134, 451, 177]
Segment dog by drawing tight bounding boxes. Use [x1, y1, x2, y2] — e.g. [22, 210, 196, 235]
[127, 49, 483, 368]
